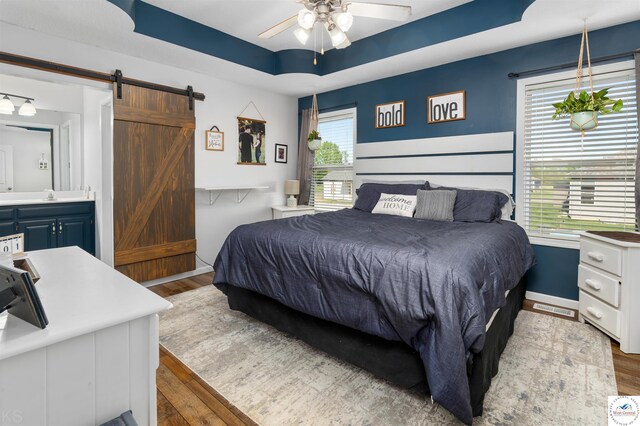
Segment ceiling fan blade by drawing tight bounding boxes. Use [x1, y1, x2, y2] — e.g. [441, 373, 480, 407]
[346, 2, 412, 21]
[258, 15, 298, 39]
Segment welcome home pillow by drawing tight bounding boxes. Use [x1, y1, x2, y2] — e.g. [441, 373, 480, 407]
[354, 182, 427, 212]
[371, 193, 417, 217]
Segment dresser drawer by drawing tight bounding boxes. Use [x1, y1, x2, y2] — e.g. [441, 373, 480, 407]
[580, 239, 622, 276]
[578, 265, 620, 307]
[579, 290, 620, 337]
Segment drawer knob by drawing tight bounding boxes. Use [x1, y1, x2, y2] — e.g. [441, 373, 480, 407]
[585, 278, 602, 291]
[586, 306, 603, 319]
[587, 251, 604, 262]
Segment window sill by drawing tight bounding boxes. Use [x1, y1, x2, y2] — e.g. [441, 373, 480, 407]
[527, 235, 580, 250]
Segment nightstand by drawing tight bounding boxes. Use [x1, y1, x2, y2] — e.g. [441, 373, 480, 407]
[272, 205, 315, 219]
[578, 231, 640, 354]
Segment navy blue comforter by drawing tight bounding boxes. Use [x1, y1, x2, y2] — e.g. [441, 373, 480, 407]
[213, 209, 535, 424]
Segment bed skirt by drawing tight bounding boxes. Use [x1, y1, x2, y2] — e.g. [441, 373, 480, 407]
[216, 275, 527, 417]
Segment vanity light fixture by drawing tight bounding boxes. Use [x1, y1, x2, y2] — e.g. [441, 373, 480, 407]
[0, 93, 37, 116]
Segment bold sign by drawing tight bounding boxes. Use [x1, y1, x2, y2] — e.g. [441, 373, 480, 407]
[427, 90, 466, 124]
[375, 100, 405, 129]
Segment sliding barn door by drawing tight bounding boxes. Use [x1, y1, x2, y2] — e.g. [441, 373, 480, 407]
[113, 84, 196, 282]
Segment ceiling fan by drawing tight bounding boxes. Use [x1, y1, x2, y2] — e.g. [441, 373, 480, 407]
[258, 1, 412, 50]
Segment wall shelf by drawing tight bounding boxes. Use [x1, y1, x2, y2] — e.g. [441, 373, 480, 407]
[197, 186, 269, 205]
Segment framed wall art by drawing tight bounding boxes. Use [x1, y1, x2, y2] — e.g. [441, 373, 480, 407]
[237, 117, 266, 165]
[206, 126, 224, 151]
[274, 144, 288, 163]
[375, 100, 405, 129]
[427, 90, 466, 124]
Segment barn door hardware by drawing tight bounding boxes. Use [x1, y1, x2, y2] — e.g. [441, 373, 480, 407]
[0, 52, 206, 103]
[187, 85, 194, 110]
[115, 69, 123, 99]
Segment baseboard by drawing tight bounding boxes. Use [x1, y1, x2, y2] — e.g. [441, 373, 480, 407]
[142, 265, 213, 288]
[525, 290, 579, 310]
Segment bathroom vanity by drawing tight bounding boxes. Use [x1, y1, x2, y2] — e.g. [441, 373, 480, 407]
[0, 197, 95, 255]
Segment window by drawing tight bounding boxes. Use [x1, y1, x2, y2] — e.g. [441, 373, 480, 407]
[580, 184, 595, 205]
[517, 62, 638, 246]
[310, 108, 356, 211]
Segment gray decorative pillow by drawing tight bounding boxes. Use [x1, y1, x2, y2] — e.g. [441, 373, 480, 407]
[415, 189, 456, 221]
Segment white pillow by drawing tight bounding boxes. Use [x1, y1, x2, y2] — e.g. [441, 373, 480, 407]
[371, 193, 417, 217]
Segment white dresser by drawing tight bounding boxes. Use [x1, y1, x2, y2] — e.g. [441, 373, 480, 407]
[0, 247, 172, 426]
[578, 231, 640, 354]
[272, 205, 315, 219]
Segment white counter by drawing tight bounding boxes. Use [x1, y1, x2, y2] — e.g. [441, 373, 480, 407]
[0, 190, 95, 206]
[0, 197, 94, 206]
[0, 247, 172, 425]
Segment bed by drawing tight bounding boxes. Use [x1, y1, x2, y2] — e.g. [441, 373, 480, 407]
[213, 206, 535, 425]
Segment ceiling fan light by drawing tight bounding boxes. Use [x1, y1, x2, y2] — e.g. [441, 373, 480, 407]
[18, 99, 36, 117]
[334, 11, 353, 32]
[328, 25, 347, 48]
[293, 27, 311, 45]
[335, 35, 351, 49]
[297, 9, 316, 30]
[0, 95, 15, 115]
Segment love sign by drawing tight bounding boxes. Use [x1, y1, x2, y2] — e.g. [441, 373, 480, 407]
[427, 90, 466, 124]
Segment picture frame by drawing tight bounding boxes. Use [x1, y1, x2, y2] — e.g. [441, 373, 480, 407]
[375, 100, 405, 129]
[205, 129, 224, 151]
[237, 116, 267, 165]
[274, 144, 288, 163]
[427, 90, 466, 124]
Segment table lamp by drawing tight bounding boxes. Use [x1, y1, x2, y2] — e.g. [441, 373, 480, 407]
[285, 180, 300, 207]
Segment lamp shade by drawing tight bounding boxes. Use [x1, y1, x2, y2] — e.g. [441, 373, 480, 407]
[335, 35, 351, 49]
[334, 11, 353, 32]
[327, 25, 347, 47]
[294, 27, 311, 45]
[297, 9, 316, 30]
[284, 179, 300, 196]
[18, 100, 36, 117]
[0, 95, 14, 115]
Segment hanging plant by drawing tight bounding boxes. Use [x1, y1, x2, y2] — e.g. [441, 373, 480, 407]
[307, 129, 322, 151]
[550, 25, 623, 133]
[551, 88, 623, 131]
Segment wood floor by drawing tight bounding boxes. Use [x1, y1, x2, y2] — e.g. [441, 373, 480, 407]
[151, 274, 640, 425]
[150, 273, 255, 426]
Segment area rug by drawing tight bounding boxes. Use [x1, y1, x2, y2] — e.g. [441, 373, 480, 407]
[159, 285, 617, 425]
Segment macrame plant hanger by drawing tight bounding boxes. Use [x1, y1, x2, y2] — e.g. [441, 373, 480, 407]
[307, 92, 320, 151]
[311, 92, 319, 123]
[572, 24, 596, 146]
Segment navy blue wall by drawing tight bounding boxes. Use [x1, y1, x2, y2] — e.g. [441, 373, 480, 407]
[299, 21, 640, 301]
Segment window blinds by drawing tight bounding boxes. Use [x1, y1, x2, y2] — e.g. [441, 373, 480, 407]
[522, 68, 638, 240]
[311, 112, 354, 211]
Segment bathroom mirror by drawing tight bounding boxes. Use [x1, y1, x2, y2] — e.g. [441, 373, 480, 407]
[0, 72, 94, 193]
[0, 110, 82, 192]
